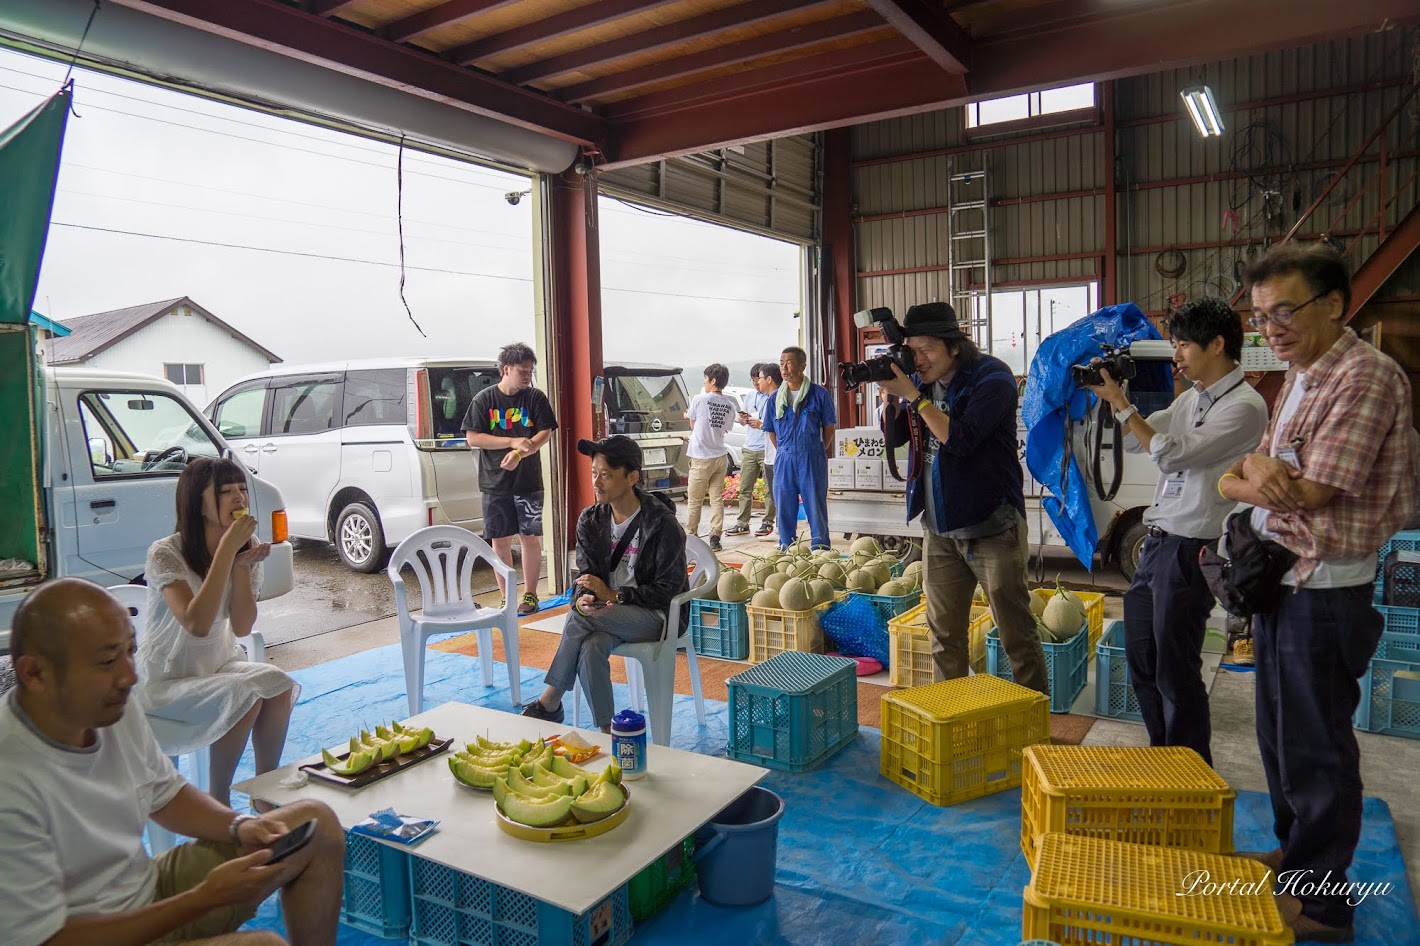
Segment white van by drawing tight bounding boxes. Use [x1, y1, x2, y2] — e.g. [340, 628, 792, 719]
[207, 358, 500, 572]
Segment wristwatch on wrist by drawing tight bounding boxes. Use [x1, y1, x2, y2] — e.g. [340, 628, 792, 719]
[229, 813, 255, 846]
[911, 394, 932, 414]
[1114, 404, 1140, 424]
[613, 589, 627, 605]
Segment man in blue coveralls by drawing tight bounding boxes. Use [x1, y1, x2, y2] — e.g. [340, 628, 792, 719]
[763, 346, 837, 550]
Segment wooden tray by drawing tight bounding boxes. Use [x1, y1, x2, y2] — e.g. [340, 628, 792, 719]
[494, 786, 631, 842]
[300, 736, 453, 789]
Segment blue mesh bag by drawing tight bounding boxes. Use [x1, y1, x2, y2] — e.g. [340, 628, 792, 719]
[820, 596, 889, 665]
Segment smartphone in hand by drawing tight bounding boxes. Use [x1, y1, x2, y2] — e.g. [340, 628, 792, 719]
[265, 818, 318, 864]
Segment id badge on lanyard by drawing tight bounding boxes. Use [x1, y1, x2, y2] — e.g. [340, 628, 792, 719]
[1162, 474, 1186, 499]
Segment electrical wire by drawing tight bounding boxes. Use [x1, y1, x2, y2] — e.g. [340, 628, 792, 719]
[47, 222, 801, 305]
[396, 136, 426, 337]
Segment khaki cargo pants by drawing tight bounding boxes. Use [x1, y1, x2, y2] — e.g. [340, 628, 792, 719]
[686, 455, 729, 537]
[147, 839, 258, 943]
[922, 511, 1048, 693]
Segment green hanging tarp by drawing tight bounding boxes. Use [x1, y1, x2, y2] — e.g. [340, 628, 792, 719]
[0, 85, 69, 576]
[0, 85, 69, 325]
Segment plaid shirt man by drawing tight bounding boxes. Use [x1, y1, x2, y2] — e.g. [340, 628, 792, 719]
[1255, 329, 1417, 585]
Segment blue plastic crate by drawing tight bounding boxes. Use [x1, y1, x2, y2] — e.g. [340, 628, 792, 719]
[849, 589, 922, 630]
[689, 598, 749, 660]
[408, 856, 632, 946]
[726, 651, 859, 772]
[986, 623, 1088, 714]
[1377, 604, 1420, 638]
[1355, 635, 1420, 739]
[342, 831, 411, 940]
[1093, 620, 1144, 723]
[1374, 530, 1420, 604]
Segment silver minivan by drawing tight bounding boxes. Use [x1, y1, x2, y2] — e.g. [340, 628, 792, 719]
[207, 358, 498, 571]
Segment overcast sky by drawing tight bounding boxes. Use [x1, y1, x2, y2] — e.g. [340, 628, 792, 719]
[0, 46, 803, 373]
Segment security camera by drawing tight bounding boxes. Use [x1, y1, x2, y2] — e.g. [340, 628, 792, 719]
[505, 191, 523, 206]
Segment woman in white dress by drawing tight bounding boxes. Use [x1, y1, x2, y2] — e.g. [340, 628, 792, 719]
[140, 457, 299, 807]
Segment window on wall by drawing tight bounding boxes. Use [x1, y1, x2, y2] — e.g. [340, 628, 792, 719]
[972, 283, 1099, 376]
[965, 83, 1095, 130]
[164, 363, 205, 385]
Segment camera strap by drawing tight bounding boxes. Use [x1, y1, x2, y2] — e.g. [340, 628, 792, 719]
[1090, 401, 1124, 502]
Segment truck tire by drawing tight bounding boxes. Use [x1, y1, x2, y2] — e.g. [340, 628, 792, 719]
[1118, 520, 1148, 582]
[335, 502, 389, 573]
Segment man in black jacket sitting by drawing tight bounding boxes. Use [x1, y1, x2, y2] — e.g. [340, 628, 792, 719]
[521, 436, 688, 731]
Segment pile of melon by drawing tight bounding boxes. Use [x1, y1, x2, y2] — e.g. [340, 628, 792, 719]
[1031, 578, 1088, 643]
[697, 537, 920, 612]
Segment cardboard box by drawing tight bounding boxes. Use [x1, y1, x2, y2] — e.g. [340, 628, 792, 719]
[828, 458, 855, 490]
[854, 457, 883, 490]
[835, 426, 886, 460]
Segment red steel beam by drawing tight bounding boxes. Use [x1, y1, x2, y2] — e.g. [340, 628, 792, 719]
[606, 55, 964, 168]
[854, 122, 1100, 169]
[555, 11, 888, 103]
[604, 38, 918, 123]
[863, 0, 971, 74]
[383, 0, 522, 45]
[823, 128, 859, 427]
[604, 0, 1420, 166]
[1130, 150, 1420, 192]
[853, 187, 1103, 222]
[500, 0, 829, 86]
[858, 251, 1099, 278]
[447, 0, 681, 67]
[1350, 202, 1420, 317]
[310, 0, 362, 16]
[110, 0, 608, 146]
[1118, 78, 1409, 128]
[548, 172, 604, 552]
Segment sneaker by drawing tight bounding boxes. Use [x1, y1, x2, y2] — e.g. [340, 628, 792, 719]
[724, 526, 750, 536]
[1275, 893, 1354, 943]
[1230, 638, 1255, 665]
[520, 699, 564, 724]
[709, 535, 723, 551]
[517, 593, 540, 617]
[755, 522, 773, 537]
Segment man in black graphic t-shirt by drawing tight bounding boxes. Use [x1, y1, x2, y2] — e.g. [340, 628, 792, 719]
[463, 342, 559, 615]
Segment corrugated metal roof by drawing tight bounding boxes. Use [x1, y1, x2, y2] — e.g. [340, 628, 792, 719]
[45, 297, 282, 365]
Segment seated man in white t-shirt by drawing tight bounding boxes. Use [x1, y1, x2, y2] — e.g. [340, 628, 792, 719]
[0, 578, 344, 946]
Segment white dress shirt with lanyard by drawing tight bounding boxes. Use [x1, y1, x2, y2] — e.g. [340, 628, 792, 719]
[1124, 365, 1269, 540]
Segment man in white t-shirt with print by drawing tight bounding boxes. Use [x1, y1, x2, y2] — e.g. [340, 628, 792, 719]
[0, 578, 344, 946]
[684, 363, 737, 551]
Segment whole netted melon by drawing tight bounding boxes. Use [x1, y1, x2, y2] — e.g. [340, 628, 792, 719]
[864, 562, 892, 589]
[850, 536, 882, 556]
[779, 577, 814, 611]
[717, 570, 752, 603]
[748, 559, 778, 586]
[764, 572, 791, 593]
[877, 578, 914, 598]
[903, 561, 924, 588]
[818, 561, 847, 586]
[846, 569, 877, 593]
[750, 588, 781, 609]
[809, 578, 835, 605]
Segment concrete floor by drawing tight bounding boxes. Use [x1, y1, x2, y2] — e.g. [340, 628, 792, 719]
[264, 525, 1420, 902]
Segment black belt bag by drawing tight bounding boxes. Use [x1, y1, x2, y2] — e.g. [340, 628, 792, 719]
[1197, 509, 1299, 617]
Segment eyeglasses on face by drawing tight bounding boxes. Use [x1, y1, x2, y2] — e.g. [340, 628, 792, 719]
[1249, 290, 1327, 330]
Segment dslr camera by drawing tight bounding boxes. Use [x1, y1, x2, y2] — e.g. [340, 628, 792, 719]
[838, 307, 917, 390]
[1070, 345, 1137, 387]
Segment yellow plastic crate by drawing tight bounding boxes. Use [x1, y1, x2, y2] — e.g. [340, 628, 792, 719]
[1023, 834, 1290, 946]
[746, 599, 832, 663]
[1020, 745, 1236, 870]
[886, 603, 992, 686]
[879, 675, 1049, 806]
[1026, 588, 1107, 654]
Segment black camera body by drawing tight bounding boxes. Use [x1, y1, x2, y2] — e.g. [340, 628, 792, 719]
[839, 307, 916, 390]
[1070, 346, 1137, 387]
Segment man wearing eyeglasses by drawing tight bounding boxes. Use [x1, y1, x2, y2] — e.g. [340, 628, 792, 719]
[1220, 244, 1416, 942]
[1084, 298, 1267, 766]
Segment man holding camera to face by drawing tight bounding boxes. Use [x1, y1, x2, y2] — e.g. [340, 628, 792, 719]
[1083, 298, 1268, 765]
[878, 302, 1047, 693]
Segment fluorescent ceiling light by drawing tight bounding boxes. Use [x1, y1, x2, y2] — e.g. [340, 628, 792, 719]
[1180, 85, 1225, 138]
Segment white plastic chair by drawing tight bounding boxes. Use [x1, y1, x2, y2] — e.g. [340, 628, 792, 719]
[572, 535, 718, 746]
[109, 583, 265, 853]
[387, 526, 521, 714]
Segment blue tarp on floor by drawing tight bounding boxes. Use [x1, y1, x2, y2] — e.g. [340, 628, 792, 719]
[230, 644, 1419, 945]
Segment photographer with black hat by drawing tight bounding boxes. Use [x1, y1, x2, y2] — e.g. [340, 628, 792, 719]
[520, 436, 688, 731]
[878, 302, 1047, 692]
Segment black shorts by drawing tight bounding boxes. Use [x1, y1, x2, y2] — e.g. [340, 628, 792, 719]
[483, 491, 544, 540]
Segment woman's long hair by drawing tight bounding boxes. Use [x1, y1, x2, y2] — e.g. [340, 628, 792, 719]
[175, 457, 249, 577]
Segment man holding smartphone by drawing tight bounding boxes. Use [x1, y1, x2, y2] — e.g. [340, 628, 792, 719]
[0, 578, 346, 946]
[726, 363, 778, 538]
